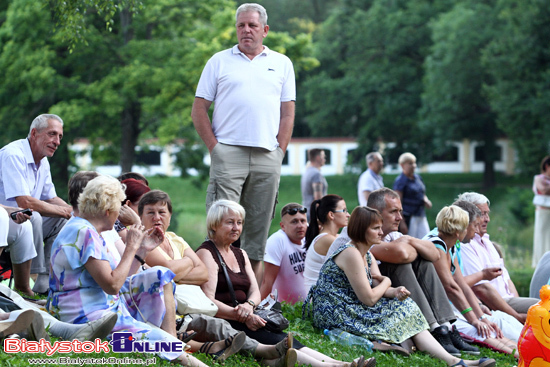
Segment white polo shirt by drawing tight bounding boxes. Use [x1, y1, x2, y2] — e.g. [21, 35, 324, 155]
[195, 45, 296, 151]
[0, 138, 57, 206]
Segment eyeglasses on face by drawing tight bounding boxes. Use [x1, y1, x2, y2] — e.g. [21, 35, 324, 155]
[283, 207, 307, 216]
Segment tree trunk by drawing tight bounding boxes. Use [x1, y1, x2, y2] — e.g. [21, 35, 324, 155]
[119, 103, 141, 173]
[482, 128, 497, 189]
[118, 8, 138, 174]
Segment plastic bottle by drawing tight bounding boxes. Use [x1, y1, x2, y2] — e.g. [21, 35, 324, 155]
[323, 328, 373, 351]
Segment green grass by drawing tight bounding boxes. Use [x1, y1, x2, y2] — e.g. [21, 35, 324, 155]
[1, 174, 530, 366]
[0, 302, 519, 366]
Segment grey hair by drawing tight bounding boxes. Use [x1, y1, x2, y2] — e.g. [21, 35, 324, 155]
[452, 200, 482, 224]
[366, 152, 382, 165]
[28, 114, 63, 138]
[367, 188, 399, 212]
[456, 192, 490, 207]
[236, 3, 268, 26]
[206, 200, 246, 239]
[398, 152, 416, 165]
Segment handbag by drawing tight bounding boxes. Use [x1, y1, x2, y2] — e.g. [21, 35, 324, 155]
[253, 302, 289, 333]
[212, 243, 289, 332]
[175, 284, 218, 316]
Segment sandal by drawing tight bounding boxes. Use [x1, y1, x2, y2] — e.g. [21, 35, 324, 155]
[351, 356, 365, 367]
[26, 310, 50, 342]
[273, 348, 298, 367]
[198, 331, 246, 362]
[0, 310, 34, 339]
[275, 332, 293, 357]
[177, 331, 197, 344]
[477, 357, 496, 367]
[371, 340, 410, 357]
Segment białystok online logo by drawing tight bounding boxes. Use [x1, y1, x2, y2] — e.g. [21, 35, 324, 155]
[110, 332, 184, 353]
[4, 332, 184, 355]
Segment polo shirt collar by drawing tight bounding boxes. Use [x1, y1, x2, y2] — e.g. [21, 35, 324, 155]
[232, 44, 270, 57]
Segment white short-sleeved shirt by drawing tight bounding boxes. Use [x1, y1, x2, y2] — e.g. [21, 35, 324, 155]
[357, 168, 384, 206]
[0, 139, 57, 206]
[263, 229, 307, 304]
[195, 45, 296, 151]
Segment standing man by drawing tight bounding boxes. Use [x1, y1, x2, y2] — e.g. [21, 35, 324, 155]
[357, 152, 384, 206]
[191, 3, 296, 283]
[301, 148, 327, 219]
[0, 114, 72, 294]
[260, 203, 308, 304]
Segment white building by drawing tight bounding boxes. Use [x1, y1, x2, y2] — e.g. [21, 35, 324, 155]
[70, 137, 517, 177]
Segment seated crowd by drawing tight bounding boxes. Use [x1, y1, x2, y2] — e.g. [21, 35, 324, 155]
[0, 145, 544, 366]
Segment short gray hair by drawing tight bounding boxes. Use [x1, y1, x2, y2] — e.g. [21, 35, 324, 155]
[236, 3, 268, 26]
[78, 175, 126, 217]
[207, 200, 246, 239]
[366, 152, 382, 165]
[452, 200, 482, 224]
[367, 188, 399, 212]
[456, 192, 490, 207]
[398, 152, 416, 165]
[28, 114, 63, 138]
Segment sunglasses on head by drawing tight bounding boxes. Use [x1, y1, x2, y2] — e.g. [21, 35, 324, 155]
[283, 207, 307, 216]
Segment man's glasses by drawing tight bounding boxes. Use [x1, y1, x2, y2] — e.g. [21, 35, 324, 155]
[283, 207, 307, 216]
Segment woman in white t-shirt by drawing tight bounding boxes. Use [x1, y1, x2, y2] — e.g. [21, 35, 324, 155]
[303, 195, 349, 291]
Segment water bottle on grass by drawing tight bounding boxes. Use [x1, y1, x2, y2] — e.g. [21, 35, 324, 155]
[323, 329, 373, 351]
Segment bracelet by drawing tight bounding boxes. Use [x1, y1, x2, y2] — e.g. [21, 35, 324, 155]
[461, 307, 473, 315]
[134, 254, 146, 265]
[246, 299, 256, 309]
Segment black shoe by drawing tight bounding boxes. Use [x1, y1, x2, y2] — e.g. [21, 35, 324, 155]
[449, 325, 480, 355]
[431, 325, 461, 356]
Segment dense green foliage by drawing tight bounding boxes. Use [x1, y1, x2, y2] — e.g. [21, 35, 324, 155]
[2, 0, 547, 182]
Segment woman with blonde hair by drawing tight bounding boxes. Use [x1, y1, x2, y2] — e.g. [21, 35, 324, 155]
[47, 175, 210, 367]
[427, 205, 519, 357]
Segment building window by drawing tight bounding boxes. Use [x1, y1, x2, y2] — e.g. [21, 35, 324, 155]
[433, 145, 459, 162]
[136, 150, 161, 165]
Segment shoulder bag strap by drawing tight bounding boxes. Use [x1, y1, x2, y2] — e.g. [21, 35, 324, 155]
[211, 243, 239, 307]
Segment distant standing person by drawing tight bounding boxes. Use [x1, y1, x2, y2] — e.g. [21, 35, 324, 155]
[532, 155, 550, 267]
[393, 152, 432, 238]
[191, 2, 296, 283]
[301, 149, 327, 220]
[357, 152, 384, 206]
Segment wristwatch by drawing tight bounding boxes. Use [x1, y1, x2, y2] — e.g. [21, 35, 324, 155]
[246, 299, 256, 309]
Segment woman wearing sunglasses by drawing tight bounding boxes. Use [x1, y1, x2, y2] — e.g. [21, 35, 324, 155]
[303, 194, 350, 292]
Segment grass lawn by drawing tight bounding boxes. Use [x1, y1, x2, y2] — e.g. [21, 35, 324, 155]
[0, 301, 520, 366]
[1, 174, 531, 366]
